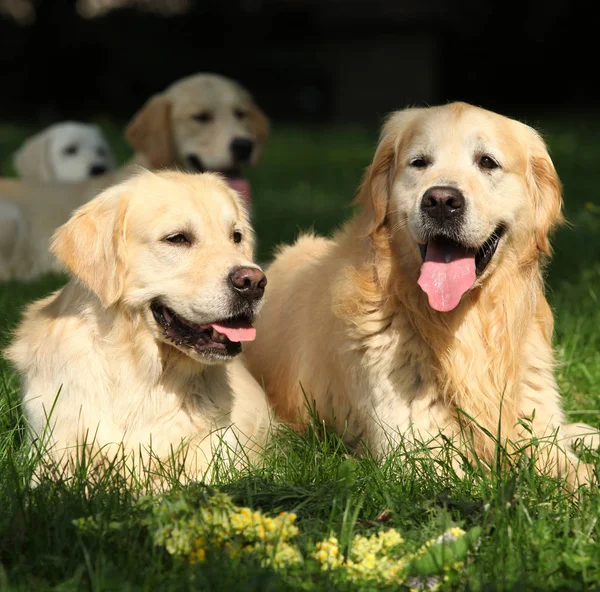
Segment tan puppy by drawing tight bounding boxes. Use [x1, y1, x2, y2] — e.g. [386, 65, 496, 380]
[6, 170, 273, 486]
[244, 102, 597, 486]
[125, 73, 269, 202]
[0, 73, 269, 281]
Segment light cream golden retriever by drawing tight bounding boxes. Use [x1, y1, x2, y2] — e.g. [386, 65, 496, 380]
[6, 170, 273, 487]
[0, 73, 269, 281]
[244, 102, 597, 487]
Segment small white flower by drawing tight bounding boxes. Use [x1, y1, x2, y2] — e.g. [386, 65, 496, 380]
[405, 574, 442, 591]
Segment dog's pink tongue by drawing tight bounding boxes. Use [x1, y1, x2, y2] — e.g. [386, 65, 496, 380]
[211, 322, 256, 342]
[226, 178, 251, 207]
[418, 240, 476, 312]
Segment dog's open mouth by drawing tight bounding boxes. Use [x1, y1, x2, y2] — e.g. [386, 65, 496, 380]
[186, 156, 251, 206]
[417, 226, 505, 312]
[222, 171, 251, 207]
[151, 300, 255, 358]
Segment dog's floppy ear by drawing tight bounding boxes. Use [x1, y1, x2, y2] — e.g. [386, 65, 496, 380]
[357, 132, 396, 235]
[525, 128, 564, 256]
[125, 95, 175, 169]
[13, 130, 54, 181]
[356, 108, 420, 235]
[51, 184, 129, 307]
[247, 100, 270, 159]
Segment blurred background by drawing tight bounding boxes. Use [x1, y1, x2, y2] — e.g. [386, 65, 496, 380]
[0, 0, 594, 125]
[0, 0, 598, 278]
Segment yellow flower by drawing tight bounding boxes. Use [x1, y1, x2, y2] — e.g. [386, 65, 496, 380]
[379, 528, 404, 549]
[147, 492, 475, 584]
[189, 547, 206, 564]
[313, 535, 343, 570]
[266, 520, 277, 532]
[435, 527, 465, 545]
[150, 493, 304, 570]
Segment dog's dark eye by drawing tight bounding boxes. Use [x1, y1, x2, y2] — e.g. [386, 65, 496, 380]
[164, 232, 192, 246]
[63, 144, 78, 156]
[193, 112, 213, 123]
[478, 155, 500, 170]
[234, 108, 248, 120]
[409, 156, 430, 169]
[97, 146, 106, 157]
[233, 230, 243, 244]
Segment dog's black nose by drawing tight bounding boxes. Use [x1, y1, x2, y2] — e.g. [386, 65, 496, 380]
[89, 164, 107, 177]
[230, 138, 254, 163]
[228, 266, 267, 302]
[421, 186, 465, 223]
[186, 154, 205, 172]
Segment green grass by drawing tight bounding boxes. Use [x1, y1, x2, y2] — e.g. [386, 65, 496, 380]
[1, 117, 600, 591]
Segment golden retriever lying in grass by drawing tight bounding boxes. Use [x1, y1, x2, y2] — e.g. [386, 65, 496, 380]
[245, 102, 597, 487]
[0, 73, 269, 281]
[6, 170, 273, 487]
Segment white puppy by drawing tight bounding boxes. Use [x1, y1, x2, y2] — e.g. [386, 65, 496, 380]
[6, 170, 273, 488]
[13, 122, 115, 183]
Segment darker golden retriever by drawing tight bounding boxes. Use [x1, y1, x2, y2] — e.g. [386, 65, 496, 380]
[245, 102, 597, 486]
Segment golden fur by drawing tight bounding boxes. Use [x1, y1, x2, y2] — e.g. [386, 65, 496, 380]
[6, 170, 273, 487]
[0, 73, 269, 281]
[244, 102, 597, 486]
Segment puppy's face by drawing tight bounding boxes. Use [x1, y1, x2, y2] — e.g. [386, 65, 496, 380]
[362, 103, 563, 312]
[50, 123, 115, 182]
[51, 171, 266, 364]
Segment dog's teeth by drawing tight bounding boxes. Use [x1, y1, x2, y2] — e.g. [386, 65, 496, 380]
[211, 328, 228, 343]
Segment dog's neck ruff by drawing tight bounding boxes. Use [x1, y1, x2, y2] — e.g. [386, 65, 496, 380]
[343, 218, 546, 449]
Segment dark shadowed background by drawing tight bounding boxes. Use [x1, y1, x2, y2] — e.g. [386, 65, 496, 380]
[1, 0, 598, 277]
[0, 0, 594, 125]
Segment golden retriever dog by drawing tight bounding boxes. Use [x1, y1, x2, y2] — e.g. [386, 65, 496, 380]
[13, 122, 116, 183]
[0, 73, 269, 281]
[125, 72, 269, 202]
[6, 170, 273, 487]
[244, 102, 597, 487]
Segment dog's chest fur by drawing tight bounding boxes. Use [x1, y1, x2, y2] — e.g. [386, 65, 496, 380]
[329, 252, 557, 460]
[8, 286, 234, 460]
[331, 304, 453, 454]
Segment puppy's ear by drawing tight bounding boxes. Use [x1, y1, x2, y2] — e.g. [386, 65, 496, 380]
[356, 109, 419, 235]
[247, 100, 270, 160]
[51, 184, 129, 307]
[125, 95, 175, 169]
[526, 129, 564, 256]
[13, 130, 54, 181]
